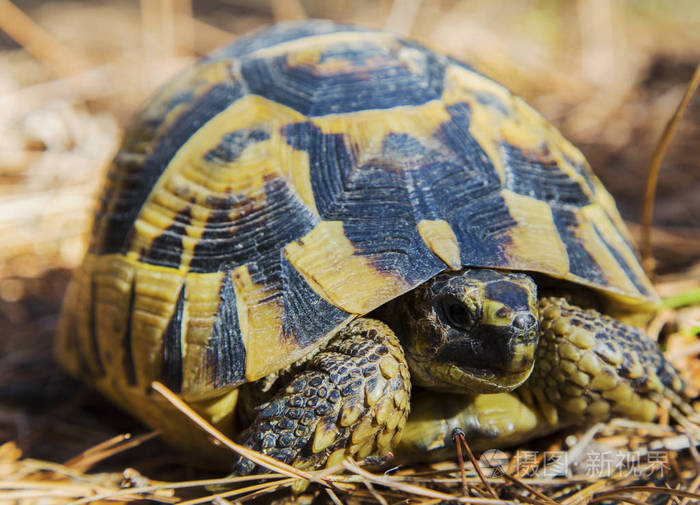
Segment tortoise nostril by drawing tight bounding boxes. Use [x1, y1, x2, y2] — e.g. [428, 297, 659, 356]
[513, 313, 536, 331]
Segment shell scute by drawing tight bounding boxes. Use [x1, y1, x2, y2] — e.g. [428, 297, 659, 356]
[239, 33, 446, 117]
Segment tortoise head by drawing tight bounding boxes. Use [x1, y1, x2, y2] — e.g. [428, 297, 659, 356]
[382, 268, 539, 394]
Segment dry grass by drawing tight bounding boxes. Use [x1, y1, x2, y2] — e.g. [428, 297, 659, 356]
[4, 388, 700, 505]
[1, 1, 699, 504]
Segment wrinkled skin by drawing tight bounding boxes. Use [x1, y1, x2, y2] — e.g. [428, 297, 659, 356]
[378, 269, 540, 394]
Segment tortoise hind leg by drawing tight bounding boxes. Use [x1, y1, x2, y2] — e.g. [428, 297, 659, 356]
[398, 296, 687, 460]
[234, 318, 410, 473]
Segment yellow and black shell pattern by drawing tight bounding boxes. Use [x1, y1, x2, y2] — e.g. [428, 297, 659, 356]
[57, 20, 656, 405]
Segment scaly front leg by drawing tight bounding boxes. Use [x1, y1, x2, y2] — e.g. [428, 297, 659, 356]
[234, 318, 411, 473]
[526, 297, 684, 425]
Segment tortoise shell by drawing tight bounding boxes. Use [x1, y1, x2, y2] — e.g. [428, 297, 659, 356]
[57, 20, 656, 405]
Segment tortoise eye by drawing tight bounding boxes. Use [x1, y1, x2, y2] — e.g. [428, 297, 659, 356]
[441, 298, 473, 330]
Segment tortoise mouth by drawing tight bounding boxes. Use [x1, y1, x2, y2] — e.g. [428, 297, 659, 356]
[419, 358, 534, 394]
[430, 323, 537, 393]
[435, 324, 537, 374]
[458, 363, 533, 391]
[437, 348, 535, 375]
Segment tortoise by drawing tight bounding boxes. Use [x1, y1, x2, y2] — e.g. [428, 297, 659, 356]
[56, 19, 690, 473]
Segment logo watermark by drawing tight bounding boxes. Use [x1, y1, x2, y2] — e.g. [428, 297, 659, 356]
[475, 449, 669, 478]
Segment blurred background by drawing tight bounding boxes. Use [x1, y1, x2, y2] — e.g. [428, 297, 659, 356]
[0, 0, 699, 479]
